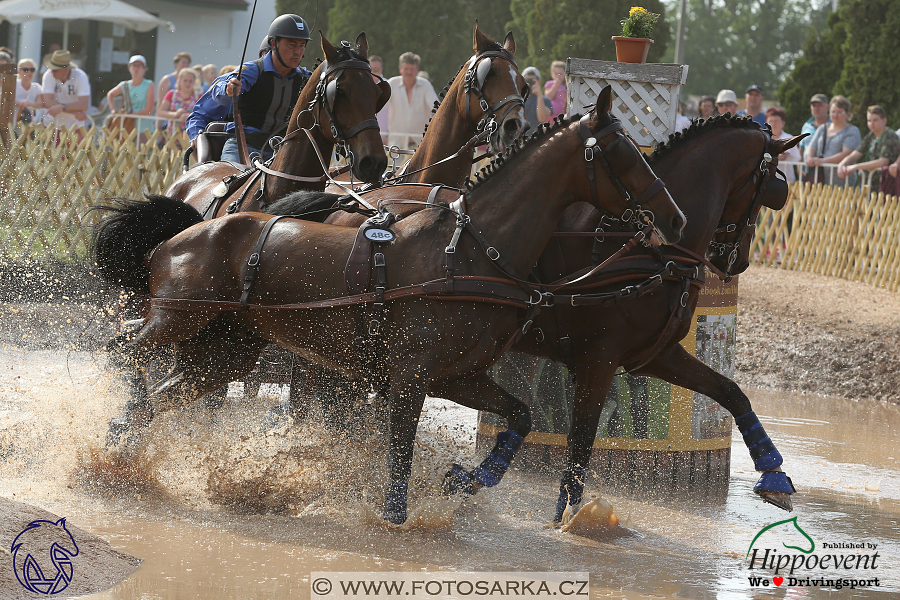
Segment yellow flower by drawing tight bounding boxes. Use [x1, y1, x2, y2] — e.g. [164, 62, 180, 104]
[630, 7, 647, 15]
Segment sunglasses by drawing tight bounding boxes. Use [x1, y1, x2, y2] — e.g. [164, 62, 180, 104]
[19, 67, 36, 72]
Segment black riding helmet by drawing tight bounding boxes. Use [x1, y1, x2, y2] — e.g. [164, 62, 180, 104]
[259, 35, 270, 58]
[266, 14, 311, 70]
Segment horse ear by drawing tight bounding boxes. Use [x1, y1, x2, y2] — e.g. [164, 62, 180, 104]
[503, 31, 516, 56]
[473, 21, 491, 54]
[771, 132, 808, 155]
[591, 85, 613, 122]
[355, 32, 369, 59]
[321, 31, 339, 64]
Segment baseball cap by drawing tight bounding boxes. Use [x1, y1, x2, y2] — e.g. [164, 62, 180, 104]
[128, 55, 147, 66]
[809, 93, 828, 104]
[746, 84, 764, 95]
[522, 66, 541, 80]
[716, 89, 737, 104]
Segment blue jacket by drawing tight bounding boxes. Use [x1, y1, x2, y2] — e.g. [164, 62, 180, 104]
[185, 52, 311, 141]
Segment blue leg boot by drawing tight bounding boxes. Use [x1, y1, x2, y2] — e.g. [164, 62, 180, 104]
[554, 466, 586, 524]
[736, 411, 795, 511]
[383, 481, 409, 524]
[442, 430, 524, 496]
[471, 430, 524, 487]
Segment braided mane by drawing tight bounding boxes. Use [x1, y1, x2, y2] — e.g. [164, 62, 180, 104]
[465, 114, 580, 192]
[647, 113, 769, 165]
[422, 36, 505, 136]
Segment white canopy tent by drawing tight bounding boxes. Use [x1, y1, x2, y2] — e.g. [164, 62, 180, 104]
[0, 0, 175, 48]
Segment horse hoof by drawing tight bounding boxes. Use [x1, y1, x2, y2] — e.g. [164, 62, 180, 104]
[754, 470, 796, 512]
[441, 464, 475, 497]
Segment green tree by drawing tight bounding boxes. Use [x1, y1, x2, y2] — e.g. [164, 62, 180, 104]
[779, 0, 900, 134]
[777, 9, 847, 132]
[666, 0, 827, 99]
[510, 0, 671, 79]
[327, 0, 479, 91]
[275, 0, 335, 66]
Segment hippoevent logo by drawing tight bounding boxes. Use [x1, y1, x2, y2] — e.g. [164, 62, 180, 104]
[11, 518, 80, 595]
[744, 516, 881, 591]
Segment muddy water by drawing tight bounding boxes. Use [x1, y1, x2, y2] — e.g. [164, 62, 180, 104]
[0, 346, 897, 599]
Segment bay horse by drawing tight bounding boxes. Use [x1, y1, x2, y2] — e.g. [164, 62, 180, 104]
[91, 89, 686, 524]
[503, 114, 805, 521]
[164, 32, 389, 219]
[323, 22, 527, 212]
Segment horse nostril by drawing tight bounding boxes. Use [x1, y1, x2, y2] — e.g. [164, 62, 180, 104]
[503, 118, 522, 140]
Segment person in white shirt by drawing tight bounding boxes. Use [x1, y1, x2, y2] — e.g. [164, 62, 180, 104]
[386, 52, 438, 149]
[39, 50, 91, 128]
[14, 58, 43, 124]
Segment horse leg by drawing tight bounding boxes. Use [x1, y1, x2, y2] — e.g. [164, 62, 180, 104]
[428, 373, 532, 497]
[553, 359, 619, 523]
[107, 308, 221, 445]
[632, 343, 795, 511]
[383, 366, 429, 525]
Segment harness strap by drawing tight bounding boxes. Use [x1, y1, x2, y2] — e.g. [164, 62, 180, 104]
[226, 170, 263, 214]
[240, 215, 289, 309]
[202, 169, 257, 220]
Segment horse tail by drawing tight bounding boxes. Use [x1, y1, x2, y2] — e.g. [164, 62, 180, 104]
[265, 190, 344, 223]
[91, 194, 203, 294]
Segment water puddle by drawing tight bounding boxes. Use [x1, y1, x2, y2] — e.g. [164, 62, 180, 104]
[0, 346, 896, 598]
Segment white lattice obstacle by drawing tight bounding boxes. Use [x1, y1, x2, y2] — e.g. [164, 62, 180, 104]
[565, 58, 689, 148]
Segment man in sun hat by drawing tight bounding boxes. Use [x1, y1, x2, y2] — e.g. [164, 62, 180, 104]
[737, 84, 767, 125]
[715, 89, 738, 115]
[39, 49, 91, 128]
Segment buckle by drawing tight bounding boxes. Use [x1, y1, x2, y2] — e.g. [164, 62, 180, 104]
[480, 98, 489, 112]
[445, 245, 456, 254]
[368, 319, 380, 335]
[486, 247, 500, 261]
[247, 253, 260, 267]
[373, 252, 386, 267]
[584, 146, 595, 162]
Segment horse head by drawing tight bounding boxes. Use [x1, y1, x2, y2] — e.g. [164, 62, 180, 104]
[285, 32, 388, 185]
[577, 86, 685, 245]
[455, 22, 528, 154]
[707, 122, 806, 278]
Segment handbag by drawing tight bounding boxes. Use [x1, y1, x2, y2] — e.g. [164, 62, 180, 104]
[108, 82, 136, 133]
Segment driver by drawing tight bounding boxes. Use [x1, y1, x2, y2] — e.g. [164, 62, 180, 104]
[186, 14, 312, 164]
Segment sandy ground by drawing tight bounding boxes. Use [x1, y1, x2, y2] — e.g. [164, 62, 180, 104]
[736, 265, 900, 403]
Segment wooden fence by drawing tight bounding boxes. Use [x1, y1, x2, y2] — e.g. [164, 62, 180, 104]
[752, 182, 900, 291]
[0, 124, 189, 261]
[3, 125, 900, 292]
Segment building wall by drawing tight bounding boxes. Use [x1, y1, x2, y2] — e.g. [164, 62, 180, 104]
[134, 0, 278, 83]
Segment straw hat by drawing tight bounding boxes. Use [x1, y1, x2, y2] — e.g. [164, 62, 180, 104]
[44, 50, 72, 70]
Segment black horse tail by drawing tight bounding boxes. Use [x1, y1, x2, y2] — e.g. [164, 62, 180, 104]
[91, 194, 203, 294]
[265, 190, 345, 223]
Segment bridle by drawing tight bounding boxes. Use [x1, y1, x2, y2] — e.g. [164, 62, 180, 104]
[709, 131, 783, 281]
[274, 45, 389, 165]
[578, 113, 668, 238]
[462, 49, 525, 146]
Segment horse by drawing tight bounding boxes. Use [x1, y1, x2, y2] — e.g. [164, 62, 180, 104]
[323, 22, 527, 212]
[91, 88, 686, 525]
[501, 114, 805, 522]
[164, 32, 389, 219]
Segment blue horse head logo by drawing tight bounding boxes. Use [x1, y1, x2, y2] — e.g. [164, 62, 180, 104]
[11, 518, 80, 595]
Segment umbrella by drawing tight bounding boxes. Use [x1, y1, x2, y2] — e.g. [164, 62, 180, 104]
[0, 0, 175, 47]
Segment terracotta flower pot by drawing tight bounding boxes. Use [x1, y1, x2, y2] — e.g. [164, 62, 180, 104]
[612, 36, 654, 64]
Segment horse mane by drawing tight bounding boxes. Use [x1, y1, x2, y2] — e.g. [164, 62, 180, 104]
[266, 190, 344, 222]
[464, 113, 581, 193]
[647, 113, 768, 165]
[423, 34, 505, 136]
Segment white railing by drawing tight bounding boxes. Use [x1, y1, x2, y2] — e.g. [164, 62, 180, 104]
[780, 160, 876, 188]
